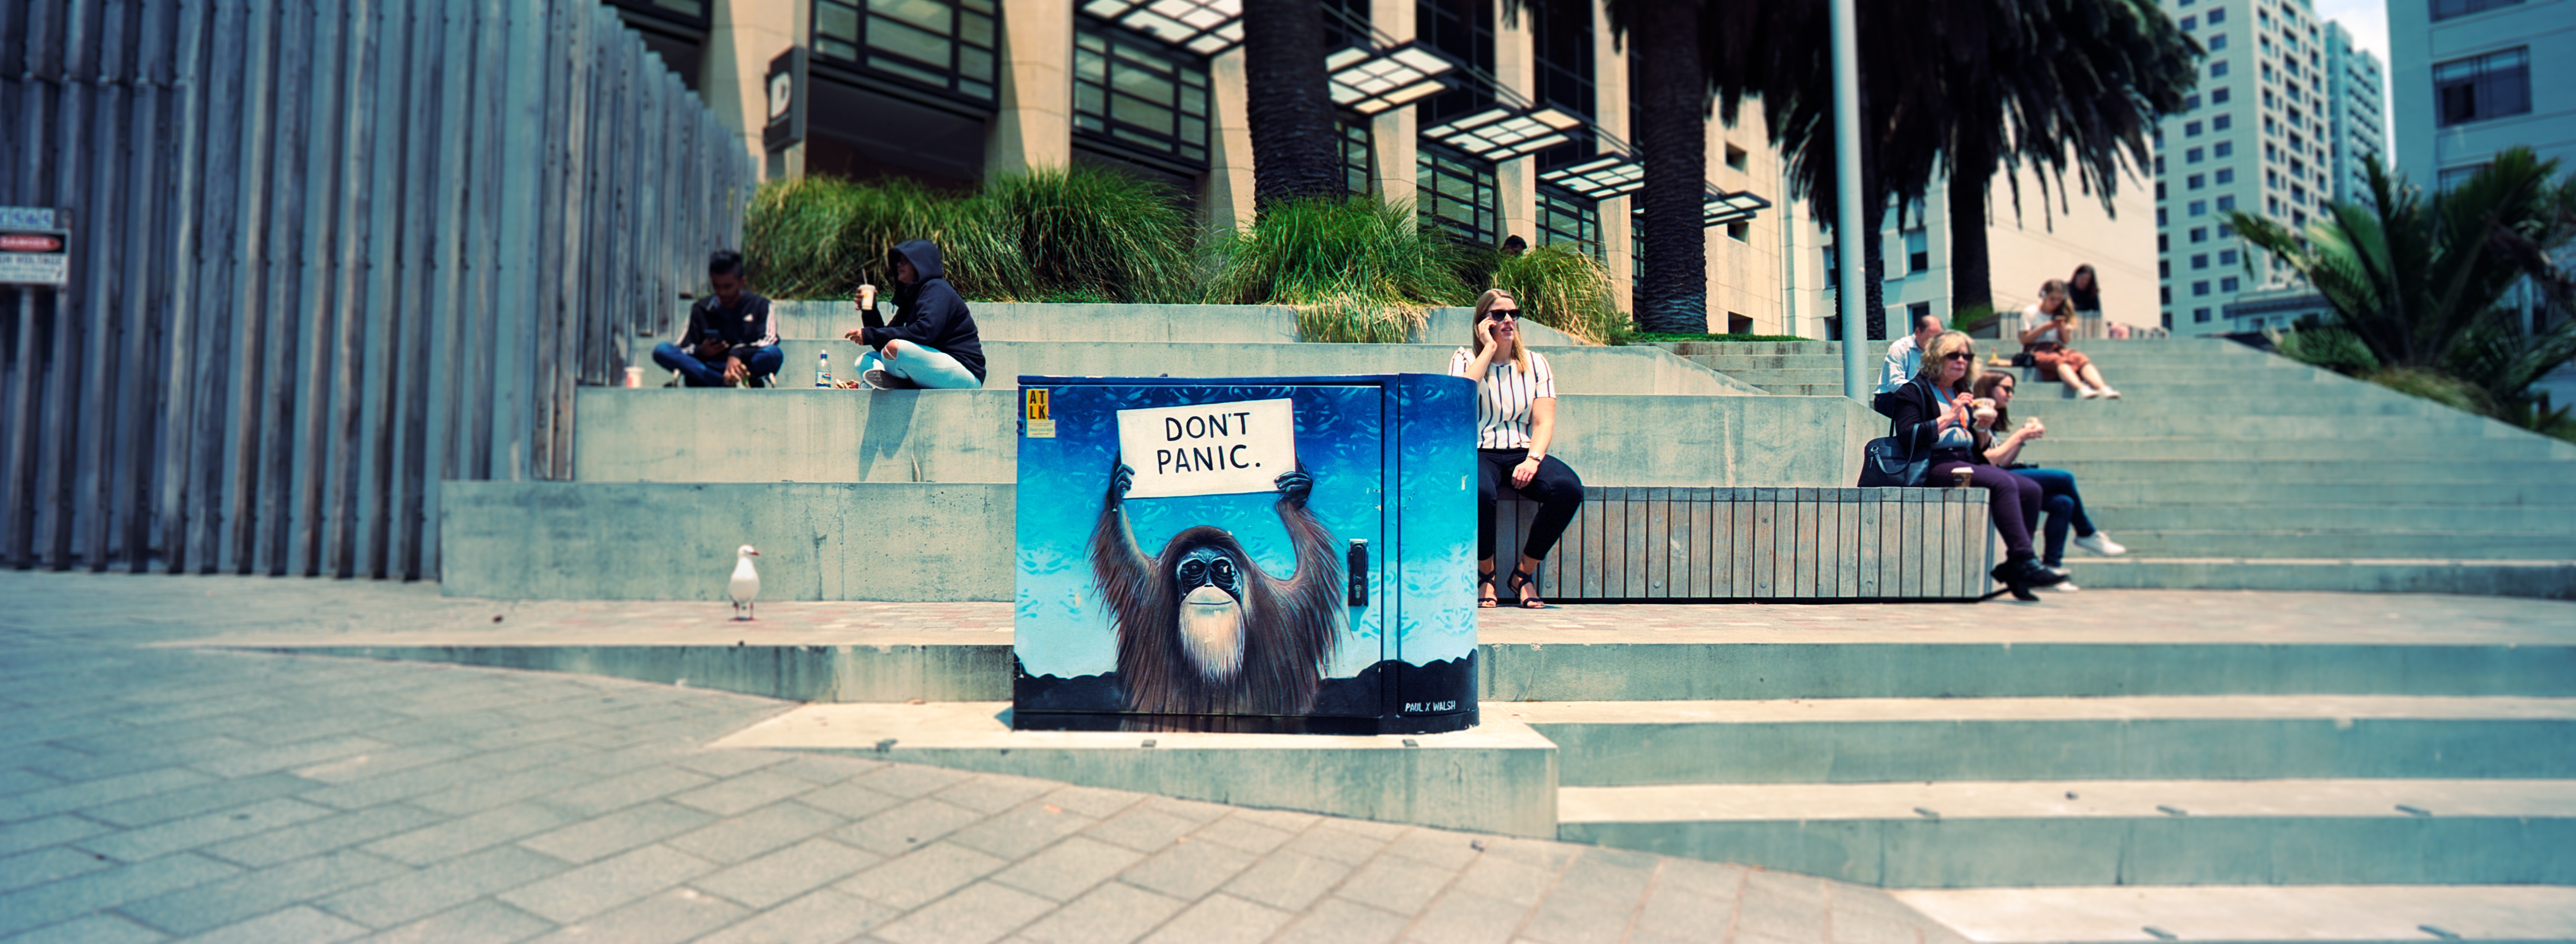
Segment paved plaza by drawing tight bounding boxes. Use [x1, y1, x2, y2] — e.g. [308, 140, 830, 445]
[5, 571, 2574, 943]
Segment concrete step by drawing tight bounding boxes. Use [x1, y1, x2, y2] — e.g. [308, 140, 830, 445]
[2001, 415, 2501, 438]
[1676, 354, 1843, 371]
[2073, 558, 2576, 597]
[439, 481, 1016, 601]
[566, 389, 1877, 487]
[2029, 437, 2576, 461]
[2037, 460, 2576, 486]
[573, 388, 1017, 484]
[720, 301, 1585, 347]
[1696, 368, 1851, 388]
[756, 339, 1768, 397]
[1893, 884, 2576, 944]
[1555, 778, 2576, 887]
[1973, 398, 2452, 417]
[1509, 697, 2576, 786]
[2075, 479, 2576, 506]
[707, 701, 1560, 837]
[2087, 530, 2576, 559]
[2083, 503, 2576, 532]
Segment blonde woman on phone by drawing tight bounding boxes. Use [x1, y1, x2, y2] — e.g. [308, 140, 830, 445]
[1450, 290, 1584, 609]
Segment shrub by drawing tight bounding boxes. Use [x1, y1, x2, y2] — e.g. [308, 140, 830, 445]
[1489, 245, 1631, 345]
[1203, 196, 1473, 343]
[742, 167, 1196, 303]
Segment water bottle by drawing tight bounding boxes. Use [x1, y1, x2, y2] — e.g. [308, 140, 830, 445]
[815, 350, 831, 388]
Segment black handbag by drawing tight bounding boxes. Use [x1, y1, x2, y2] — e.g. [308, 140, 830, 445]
[1857, 381, 1932, 487]
[2009, 351, 2036, 368]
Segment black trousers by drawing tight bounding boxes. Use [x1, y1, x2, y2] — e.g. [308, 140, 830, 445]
[1477, 448, 1585, 565]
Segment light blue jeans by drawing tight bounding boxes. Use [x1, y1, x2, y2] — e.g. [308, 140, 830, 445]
[856, 339, 980, 389]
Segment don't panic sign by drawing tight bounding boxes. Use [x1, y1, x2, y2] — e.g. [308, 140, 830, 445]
[1115, 398, 1296, 499]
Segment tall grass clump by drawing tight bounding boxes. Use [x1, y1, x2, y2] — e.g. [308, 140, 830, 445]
[743, 167, 1197, 303]
[1489, 245, 1631, 345]
[1204, 196, 1473, 343]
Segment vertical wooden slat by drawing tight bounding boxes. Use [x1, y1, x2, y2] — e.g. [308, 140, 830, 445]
[321, 0, 379, 576]
[1856, 491, 1880, 598]
[180, 0, 242, 575]
[1687, 487, 1712, 599]
[286, 0, 344, 576]
[35, 0, 92, 568]
[350, 0, 407, 577]
[119, 0, 178, 572]
[77, 0, 129, 569]
[1816, 490, 1841, 598]
[1894, 489, 1920, 598]
[3, 0, 58, 568]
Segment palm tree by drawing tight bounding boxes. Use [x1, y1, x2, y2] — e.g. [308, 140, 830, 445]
[1713, 0, 2191, 339]
[1241, 0, 1347, 207]
[1509, 0, 1713, 334]
[2227, 149, 2576, 416]
[1942, 0, 2195, 329]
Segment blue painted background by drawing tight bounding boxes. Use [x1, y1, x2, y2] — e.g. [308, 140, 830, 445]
[1015, 375, 1477, 683]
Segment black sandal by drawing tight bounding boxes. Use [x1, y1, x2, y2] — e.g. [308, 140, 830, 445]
[1506, 568, 1546, 609]
[1476, 568, 1498, 608]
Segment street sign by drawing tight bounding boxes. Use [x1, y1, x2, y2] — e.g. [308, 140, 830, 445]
[0, 207, 67, 287]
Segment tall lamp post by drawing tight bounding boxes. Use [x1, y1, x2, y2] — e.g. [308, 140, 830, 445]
[1832, 0, 1870, 401]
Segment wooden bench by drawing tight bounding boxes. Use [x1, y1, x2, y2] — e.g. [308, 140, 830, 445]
[1492, 487, 1995, 602]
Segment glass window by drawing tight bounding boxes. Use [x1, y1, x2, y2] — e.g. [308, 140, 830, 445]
[1073, 21, 1213, 165]
[1535, 185, 1601, 260]
[1341, 119, 1373, 196]
[2194, 307, 2211, 322]
[2159, 259, 2171, 277]
[2216, 168, 2235, 184]
[2219, 249, 2239, 265]
[2186, 121, 2204, 136]
[2221, 276, 2240, 291]
[1530, 0, 1595, 118]
[2194, 280, 2211, 296]
[2209, 33, 2227, 50]
[2192, 253, 2209, 270]
[2190, 227, 2207, 243]
[2207, 7, 2226, 23]
[2214, 114, 2233, 130]
[2434, 47, 2531, 127]
[1905, 230, 1928, 272]
[1321, 0, 1372, 50]
[2211, 60, 2229, 77]
[2212, 87, 2231, 104]
[2217, 195, 2237, 210]
[2185, 93, 2202, 110]
[2189, 200, 2207, 216]
[1418, 144, 1499, 245]
[2187, 147, 2205, 163]
[2181, 15, 2197, 29]
[812, 0, 999, 103]
[2188, 174, 2205, 190]
[1418, 0, 1497, 125]
[2216, 141, 2234, 157]
[2438, 163, 2487, 191]
[2432, 0, 2524, 20]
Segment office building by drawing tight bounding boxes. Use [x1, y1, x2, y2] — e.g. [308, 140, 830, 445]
[2390, 0, 2572, 192]
[2150, 0, 2387, 335]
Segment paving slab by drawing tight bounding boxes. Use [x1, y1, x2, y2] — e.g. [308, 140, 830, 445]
[1891, 885, 2576, 943]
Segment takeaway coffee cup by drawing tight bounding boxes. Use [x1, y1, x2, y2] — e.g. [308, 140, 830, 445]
[624, 366, 644, 388]
[1950, 467, 1976, 488]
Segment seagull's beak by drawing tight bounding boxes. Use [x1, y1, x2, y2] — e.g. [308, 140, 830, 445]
[749, 550, 760, 556]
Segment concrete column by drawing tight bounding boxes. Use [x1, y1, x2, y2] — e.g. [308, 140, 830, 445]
[1369, 0, 1418, 210]
[1493, 8, 1535, 248]
[703, 0, 798, 178]
[1591, 3, 1631, 310]
[1206, 49, 1257, 231]
[988, 0, 1072, 175]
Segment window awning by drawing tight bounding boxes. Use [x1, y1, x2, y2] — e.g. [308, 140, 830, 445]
[1079, 0, 1242, 55]
[1420, 106, 1585, 162]
[1539, 153, 1645, 200]
[1325, 43, 1454, 115]
[1704, 188, 1770, 226]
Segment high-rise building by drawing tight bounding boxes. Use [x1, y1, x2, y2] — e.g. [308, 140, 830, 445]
[2390, 0, 2572, 193]
[2149, 0, 2386, 335]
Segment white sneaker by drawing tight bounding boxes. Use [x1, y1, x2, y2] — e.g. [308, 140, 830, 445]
[2077, 387, 2105, 399]
[2073, 532, 2128, 556]
[2036, 566, 2080, 592]
[2099, 387, 2122, 399]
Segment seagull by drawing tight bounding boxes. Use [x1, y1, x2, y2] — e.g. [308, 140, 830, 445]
[729, 545, 761, 621]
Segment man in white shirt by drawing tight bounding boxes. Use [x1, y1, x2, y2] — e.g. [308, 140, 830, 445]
[1875, 312, 1946, 394]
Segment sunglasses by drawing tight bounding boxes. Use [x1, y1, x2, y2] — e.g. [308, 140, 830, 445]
[1485, 308, 1519, 320]
[1942, 352, 1974, 361]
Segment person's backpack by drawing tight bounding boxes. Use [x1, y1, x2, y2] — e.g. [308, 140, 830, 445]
[1857, 381, 1932, 487]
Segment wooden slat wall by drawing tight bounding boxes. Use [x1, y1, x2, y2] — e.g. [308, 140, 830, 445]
[0, 0, 752, 578]
[1493, 487, 1995, 602]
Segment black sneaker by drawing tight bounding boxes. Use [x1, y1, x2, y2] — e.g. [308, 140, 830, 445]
[1991, 557, 2066, 589]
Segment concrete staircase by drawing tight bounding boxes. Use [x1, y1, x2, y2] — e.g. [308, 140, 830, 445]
[445, 303, 1853, 601]
[1660, 337, 2576, 599]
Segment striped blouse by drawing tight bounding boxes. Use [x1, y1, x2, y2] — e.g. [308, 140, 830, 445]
[1449, 347, 1557, 450]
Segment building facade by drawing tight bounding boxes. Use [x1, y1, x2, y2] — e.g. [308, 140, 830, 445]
[2390, 0, 2574, 192]
[2148, 0, 2387, 335]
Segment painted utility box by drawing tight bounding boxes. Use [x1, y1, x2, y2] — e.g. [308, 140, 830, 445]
[1011, 374, 1478, 734]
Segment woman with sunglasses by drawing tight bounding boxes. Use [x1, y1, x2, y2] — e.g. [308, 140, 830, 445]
[1971, 371, 2127, 590]
[1881, 331, 2063, 595]
[1450, 289, 1584, 609]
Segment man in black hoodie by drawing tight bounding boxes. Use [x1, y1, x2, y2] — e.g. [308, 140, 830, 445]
[843, 240, 987, 389]
[654, 250, 780, 387]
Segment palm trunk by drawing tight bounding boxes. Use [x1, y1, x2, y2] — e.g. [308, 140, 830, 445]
[1947, 149, 1995, 333]
[1241, 0, 1343, 208]
[1633, 0, 1707, 334]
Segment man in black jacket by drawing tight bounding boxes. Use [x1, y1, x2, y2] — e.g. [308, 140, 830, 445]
[653, 250, 780, 387]
[843, 240, 987, 389]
